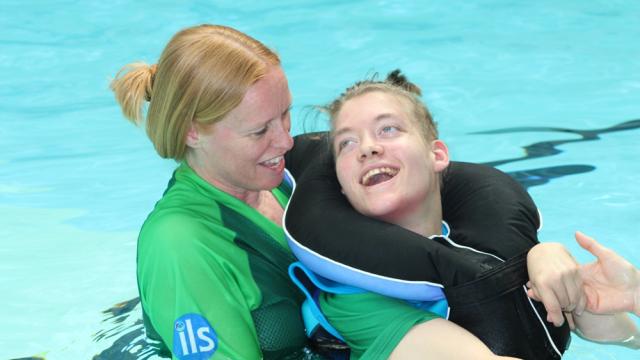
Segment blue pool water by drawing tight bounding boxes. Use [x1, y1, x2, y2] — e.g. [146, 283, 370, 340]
[1, 0, 639, 358]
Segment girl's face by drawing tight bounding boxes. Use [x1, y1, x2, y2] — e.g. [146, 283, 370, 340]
[332, 91, 449, 226]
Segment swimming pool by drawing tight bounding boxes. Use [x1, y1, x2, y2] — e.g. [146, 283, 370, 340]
[1, 0, 638, 358]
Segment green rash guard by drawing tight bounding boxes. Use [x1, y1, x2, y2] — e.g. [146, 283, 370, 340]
[137, 163, 309, 360]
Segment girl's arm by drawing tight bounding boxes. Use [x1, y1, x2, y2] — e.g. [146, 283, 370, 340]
[390, 319, 521, 360]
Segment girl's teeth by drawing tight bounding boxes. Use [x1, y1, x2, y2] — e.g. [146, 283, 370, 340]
[362, 167, 398, 185]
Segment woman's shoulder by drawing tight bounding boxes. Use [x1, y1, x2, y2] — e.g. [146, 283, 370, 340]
[139, 207, 236, 256]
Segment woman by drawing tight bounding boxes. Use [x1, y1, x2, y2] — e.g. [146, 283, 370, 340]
[111, 24, 307, 359]
[287, 71, 638, 359]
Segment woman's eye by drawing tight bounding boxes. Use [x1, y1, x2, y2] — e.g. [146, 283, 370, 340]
[252, 126, 268, 137]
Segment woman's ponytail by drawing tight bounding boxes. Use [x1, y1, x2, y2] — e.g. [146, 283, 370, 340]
[110, 62, 156, 124]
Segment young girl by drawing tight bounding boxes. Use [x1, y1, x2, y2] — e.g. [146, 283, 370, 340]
[287, 70, 638, 359]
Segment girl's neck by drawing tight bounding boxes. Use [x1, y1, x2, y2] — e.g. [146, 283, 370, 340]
[382, 195, 443, 237]
[395, 209, 442, 237]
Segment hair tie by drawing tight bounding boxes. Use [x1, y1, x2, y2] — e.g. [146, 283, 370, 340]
[145, 64, 158, 101]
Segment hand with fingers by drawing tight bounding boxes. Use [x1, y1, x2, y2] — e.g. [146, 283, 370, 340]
[525, 242, 587, 328]
[574, 231, 640, 317]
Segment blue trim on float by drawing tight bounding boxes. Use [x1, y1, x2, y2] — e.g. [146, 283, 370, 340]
[407, 298, 450, 318]
[286, 234, 447, 301]
[300, 300, 320, 338]
[288, 262, 353, 340]
[283, 168, 294, 189]
[290, 261, 450, 341]
[290, 262, 365, 295]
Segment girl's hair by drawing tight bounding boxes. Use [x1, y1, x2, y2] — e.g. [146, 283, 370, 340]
[110, 24, 280, 160]
[324, 69, 438, 142]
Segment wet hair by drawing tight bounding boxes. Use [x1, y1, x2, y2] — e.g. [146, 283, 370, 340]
[110, 24, 280, 160]
[325, 69, 438, 144]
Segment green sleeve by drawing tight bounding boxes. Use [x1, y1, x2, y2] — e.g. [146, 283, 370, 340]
[138, 213, 263, 360]
[319, 291, 441, 360]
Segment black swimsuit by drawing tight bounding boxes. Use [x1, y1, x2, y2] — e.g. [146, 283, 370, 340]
[284, 132, 570, 359]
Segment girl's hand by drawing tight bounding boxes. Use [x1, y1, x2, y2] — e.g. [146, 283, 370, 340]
[526, 242, 586, 327]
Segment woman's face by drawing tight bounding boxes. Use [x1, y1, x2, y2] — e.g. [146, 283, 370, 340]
[332, 91, 448, 225]
[188, 66, 294, 197]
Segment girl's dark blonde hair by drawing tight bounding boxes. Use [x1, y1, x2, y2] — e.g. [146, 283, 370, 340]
[110, 24, 280, 160]
[325, 69, 438, 143]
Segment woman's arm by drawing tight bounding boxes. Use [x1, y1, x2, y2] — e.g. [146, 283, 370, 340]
[572, 311, 639, 349]
[575, 232, 640, 316]
[528, 232, 640, 319]
[528, 232, 640, 348]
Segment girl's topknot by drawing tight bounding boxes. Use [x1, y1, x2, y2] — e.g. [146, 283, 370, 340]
[385, 69, 422, 96]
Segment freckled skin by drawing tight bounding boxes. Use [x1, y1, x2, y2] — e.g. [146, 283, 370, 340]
[186, 67, 294, 199]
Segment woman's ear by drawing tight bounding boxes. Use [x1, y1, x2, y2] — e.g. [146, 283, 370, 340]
[431, 139, 450, 173]
[185, 123, 200, 149]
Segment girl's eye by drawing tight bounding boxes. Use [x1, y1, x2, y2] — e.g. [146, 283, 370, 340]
[380, 125, 399, 136]
[336, 138, 356, 152]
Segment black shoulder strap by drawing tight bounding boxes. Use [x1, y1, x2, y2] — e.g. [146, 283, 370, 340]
[442, 161, 540, 259]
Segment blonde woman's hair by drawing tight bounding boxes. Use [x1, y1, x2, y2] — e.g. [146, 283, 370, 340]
[325, 70, 438, 143]
[110, 24, 280, 160]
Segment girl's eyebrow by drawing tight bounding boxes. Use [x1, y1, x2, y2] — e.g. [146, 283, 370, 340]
[332, 126, 352, 139]
[333, 113, 396, 138]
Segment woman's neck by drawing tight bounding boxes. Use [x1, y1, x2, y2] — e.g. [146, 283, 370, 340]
[254, 191, 285, 225]
[185, 157, 282, 221]
[186, 155, 261, 204]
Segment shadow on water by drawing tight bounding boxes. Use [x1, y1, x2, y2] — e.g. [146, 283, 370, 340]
[507, 165, 596, 189]
[91, 298, 157, 360]
[474, 119, 640, 189]
[27, 119, 637, 359]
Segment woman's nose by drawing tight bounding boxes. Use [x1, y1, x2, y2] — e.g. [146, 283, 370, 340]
[272, 120, 294, 151]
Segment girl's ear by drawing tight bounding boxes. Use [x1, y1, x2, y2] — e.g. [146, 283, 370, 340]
[431, 139, 450, 173]
[185, 123, 200, 149]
